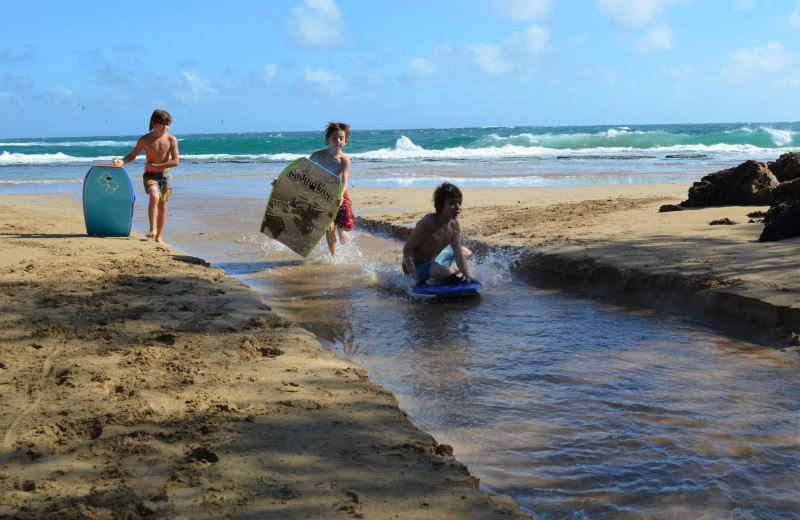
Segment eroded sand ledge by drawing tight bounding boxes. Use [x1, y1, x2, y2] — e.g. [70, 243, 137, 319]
[0, 194, 533, 519]
[354, 185, 800, 350]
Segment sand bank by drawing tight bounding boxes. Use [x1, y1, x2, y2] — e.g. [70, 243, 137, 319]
[0, 194, 532, 519]
[353, 184, 800, 350]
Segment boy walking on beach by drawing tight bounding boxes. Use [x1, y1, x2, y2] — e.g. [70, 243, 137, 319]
[310, 122, 353, 256]
[113, 109, 179, 245]
[402, 182, 479, 285]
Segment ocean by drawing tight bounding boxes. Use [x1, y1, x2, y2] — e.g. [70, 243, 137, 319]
[2, 122, 799, 190]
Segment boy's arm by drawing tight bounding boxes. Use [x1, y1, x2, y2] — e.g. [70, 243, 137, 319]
[339, 155, 350, 196]
[112, 138, 145, 167]
[147, 135, 180, 170]
[452, 223, 477, 282]
[402, 219, 429, 277]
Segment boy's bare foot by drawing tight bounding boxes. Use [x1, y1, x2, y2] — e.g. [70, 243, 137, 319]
[146, 232, 156, 239]
[155, 236, 165, 244]
[338, 229, 349, 245]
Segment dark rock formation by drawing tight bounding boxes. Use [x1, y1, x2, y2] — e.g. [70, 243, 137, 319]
[682, 160, 778, 207]
[658, 204, 685, 212]
[759, 177, 800, 242]
[767, 152, 800, 183]
[710, 218, 737, 225]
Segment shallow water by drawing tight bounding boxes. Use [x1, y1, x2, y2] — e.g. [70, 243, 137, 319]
[136, 189, 800, 519]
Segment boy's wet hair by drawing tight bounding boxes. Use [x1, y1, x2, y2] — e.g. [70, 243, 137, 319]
[433, 182, 462, 213]
[325, 121, 351, 140]
[150, 109, 172, 131]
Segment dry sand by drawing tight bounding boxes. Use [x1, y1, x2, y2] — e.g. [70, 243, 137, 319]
[2, 182, 799, 518]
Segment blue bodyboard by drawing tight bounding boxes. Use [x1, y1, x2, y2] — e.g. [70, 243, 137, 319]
[411, 280, 482, 297]
[83, 165, 135, 237]
[410, 245, 482, 297]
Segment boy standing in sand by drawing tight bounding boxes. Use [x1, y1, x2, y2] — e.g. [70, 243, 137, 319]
[402, 182, 479, 285]
[310, 122, 353, 256]
[113, 109, 179, 244]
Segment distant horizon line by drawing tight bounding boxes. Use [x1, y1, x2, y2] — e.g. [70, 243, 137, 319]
[3, 120, 799, 141]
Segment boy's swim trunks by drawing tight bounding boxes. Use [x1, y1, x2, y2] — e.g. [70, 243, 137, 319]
[414, 262, 432, 282]
[401, 261, 434, 284]
[402, 246, 456, 283]
[143, 170, 172, 202]
[334, 191, 354, 230]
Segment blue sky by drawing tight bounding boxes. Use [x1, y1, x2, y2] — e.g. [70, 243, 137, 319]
[2, 0, 799, 137]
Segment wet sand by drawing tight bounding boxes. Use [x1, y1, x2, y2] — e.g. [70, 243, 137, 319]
[2, 183, 799, 518]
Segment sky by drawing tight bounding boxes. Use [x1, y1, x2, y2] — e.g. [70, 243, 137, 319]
[2, 0, 800, 138]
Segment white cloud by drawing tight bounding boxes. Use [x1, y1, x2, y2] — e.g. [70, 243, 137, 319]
[218, 79, 242, 91]
[489, 0, 550, 21]
[568, 33, 590, 48]
[260, 64, 277, 83]
[405, 42, 458, 83]
[662, 66, 697, 79]
[731, 0, 755, 10]
[304, 67, 346, 94]
[790, 2, 800, 29]
[775, 69, 800, 88]
[51, 86, 74, 96]
[468, 43, 513, 75]
[582, 68, 618, 84]
[408, 58, 437, 79]
[722, 41, 793, 82]
[597, 0, 671, 27]
[514, 24, 550, 54]
[601, 68, 618, 83]
[634, 25, 675, 53]
[469, 23, 549, 75]
[286, 0, 345, 50]
[175, 71, 218, 104]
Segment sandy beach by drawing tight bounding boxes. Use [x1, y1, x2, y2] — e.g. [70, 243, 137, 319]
[0, 193, 531, 519]
[2, 182, 799, 518]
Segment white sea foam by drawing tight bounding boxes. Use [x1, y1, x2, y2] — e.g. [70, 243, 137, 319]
[395, 135, 424, 151]
[1, 145, 786, 168]
[761, 126, 794, 146]
[179, 152, 303, 162]
[0, 140, 134, 147]
[0, 178, 83, 185]
[2, 141, 792, 168]
[0, 151, 82, 165]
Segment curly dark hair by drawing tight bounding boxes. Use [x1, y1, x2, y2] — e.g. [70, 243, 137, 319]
[433, 182, 462, 213]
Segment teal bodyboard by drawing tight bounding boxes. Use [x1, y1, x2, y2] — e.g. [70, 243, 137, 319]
[260, 158, 342, 257]
[83, 165, 136, 237]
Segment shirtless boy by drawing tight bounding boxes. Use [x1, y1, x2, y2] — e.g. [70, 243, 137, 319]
[402, 182, 479, 285]
[113, 109, 179, 244]
[309, 122, 353, 256]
